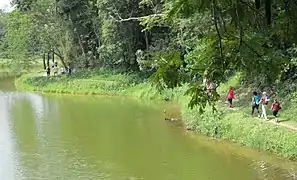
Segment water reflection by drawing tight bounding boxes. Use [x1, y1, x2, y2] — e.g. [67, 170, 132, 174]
[0, 93, 16, 179]
[0, 91, 24, 180]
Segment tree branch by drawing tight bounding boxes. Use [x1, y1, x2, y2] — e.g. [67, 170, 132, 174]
[45, 39, 67, 68]
[239, 0, 265, 18]
[224, 33, 263, 58]
[109, 13, 164, 22]
[212, 0, 224, 62]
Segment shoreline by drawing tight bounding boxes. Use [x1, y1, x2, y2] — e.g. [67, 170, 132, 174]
[14, 71, 297, 160]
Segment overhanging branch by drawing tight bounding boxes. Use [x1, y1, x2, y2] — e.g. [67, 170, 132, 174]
[224, 33, 263, 58]
[109, 13, 164, 22]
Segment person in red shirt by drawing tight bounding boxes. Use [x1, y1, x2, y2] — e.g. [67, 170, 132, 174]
[271, 98, 281, 123]
[226, 87, 234, 108]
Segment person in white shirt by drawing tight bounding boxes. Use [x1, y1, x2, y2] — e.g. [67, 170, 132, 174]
[203, 78, 216, 94]
[260, 92, 269, 120]
[61, 67, 65, 74]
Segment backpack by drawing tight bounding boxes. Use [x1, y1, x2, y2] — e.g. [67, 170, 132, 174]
[261, 97, 268, 105]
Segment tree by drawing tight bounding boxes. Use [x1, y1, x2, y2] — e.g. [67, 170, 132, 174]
[4, 10, 34, 69]
[7, 0, 297, 112]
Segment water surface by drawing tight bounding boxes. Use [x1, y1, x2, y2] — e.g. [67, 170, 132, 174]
[0, 78, 297, 180]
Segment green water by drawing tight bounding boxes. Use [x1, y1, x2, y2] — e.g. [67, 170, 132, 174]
[1, 79, 297, 180]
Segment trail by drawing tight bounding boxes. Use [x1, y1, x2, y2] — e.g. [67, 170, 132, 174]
[222, 104, 297, 132]
[262, 119, 297, 131]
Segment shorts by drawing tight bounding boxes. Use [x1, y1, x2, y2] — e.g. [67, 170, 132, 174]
[272, 110, 278, 117]
[227, 98, 232, 104]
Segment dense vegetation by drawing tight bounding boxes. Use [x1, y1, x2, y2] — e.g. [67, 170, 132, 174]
[2, 0, 297, 111]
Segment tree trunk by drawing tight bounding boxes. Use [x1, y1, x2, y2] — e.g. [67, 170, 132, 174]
[53, 51, 67, 68]
[43, 53, 46, 69]
[47, 52, 50, 67]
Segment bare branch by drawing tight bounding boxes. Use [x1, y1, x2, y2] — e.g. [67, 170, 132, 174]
[46, 37, 63, 57]
[109, 13, 164, 22]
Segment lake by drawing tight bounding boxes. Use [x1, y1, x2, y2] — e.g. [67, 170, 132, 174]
[0, 78, 296, 180]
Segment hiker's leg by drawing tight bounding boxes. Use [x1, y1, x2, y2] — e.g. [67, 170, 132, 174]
[256, 105, 260, 117]
[261, 105, 264, 118]
[273, 110, 278, 122]
[228, 98, 232, 107]
[252, 105, 255, 115]
[263, 106, 267, 119]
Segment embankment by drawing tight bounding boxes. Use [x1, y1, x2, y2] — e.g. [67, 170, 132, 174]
[0, 59, 44, 79]
[15, 69, 297, 160]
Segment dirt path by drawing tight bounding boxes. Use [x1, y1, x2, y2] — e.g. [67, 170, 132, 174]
[227, 107, 297, 132]
[264, 119, 297, 131]
[220, 102, 297, 131]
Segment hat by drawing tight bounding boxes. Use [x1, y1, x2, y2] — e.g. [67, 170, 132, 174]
[262, 92, 266, 95]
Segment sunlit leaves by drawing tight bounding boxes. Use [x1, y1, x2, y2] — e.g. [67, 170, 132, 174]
[4, 10, 33, 69]
[149, 51, 182, 90]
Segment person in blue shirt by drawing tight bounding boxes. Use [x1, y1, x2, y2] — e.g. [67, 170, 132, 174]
[251, 91, 260, 117]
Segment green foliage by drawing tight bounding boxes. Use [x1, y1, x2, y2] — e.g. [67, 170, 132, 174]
[149, 51, 182, 89]
[4, 11, 34, 69]
[5, 0, 297, 113]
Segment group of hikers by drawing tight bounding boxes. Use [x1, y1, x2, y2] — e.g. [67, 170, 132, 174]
[226, 87, 282, 123]
[45, 60, 72, 77]
[202, 77, 282, 123]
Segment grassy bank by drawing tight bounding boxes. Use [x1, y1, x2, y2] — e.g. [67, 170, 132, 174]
[15, 69, 297, 160]
[0, 59, 44, 79]
[15, 69, 186, 100]
[181, 103, 297, 159]
[181, 74, 297, 159]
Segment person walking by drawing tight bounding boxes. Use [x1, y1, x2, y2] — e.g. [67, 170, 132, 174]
[251, 91, 260, 117]
[260, 92, 269, 120]
[226, 87, 234, 108]
[271, 98, 281, 123]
